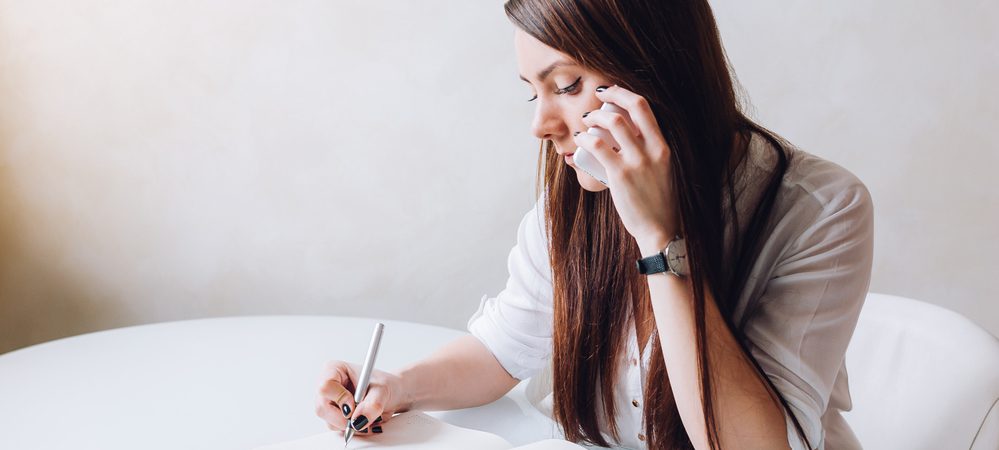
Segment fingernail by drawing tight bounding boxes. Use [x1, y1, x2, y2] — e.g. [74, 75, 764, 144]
[373, 426, 383, 433]
[596, 85, 608, 92]
[360, 427, 369, 433]
[341, 404, 351, 418]
[582, 111, 590, 118]
[374, 416, 383, 423]
[350, 415, 369, 430]
[573, 131, 580, 136]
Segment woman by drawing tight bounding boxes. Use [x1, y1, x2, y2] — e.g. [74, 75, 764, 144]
[316, 1, 873, 449]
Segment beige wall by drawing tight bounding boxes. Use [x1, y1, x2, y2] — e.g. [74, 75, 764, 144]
[1, 0, 996, 354]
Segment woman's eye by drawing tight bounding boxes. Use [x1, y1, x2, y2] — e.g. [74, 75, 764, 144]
[555, 76, 582, 94]
[527, 76, 582, 102]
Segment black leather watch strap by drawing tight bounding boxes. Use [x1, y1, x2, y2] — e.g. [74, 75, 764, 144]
[636, 252, 668, 275]
[637, 235, 686, 276]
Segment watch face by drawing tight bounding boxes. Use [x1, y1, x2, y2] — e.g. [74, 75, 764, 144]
[666, 238, 688, 275]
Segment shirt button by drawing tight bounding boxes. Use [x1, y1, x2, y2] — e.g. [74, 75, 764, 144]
[638, 433, 646, 441]
[632, 399, 640, 407]
[630, 358, 638, 366]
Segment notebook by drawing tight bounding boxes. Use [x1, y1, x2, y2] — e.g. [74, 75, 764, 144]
[254, 410, 585, 450]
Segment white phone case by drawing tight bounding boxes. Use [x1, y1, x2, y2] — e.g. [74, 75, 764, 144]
[572, 102, 630, 185]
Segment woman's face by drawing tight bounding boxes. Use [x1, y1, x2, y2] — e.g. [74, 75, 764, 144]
[514, 28, 613, 192]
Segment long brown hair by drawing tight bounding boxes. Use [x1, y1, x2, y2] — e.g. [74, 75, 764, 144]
[504, 1, 810, 448]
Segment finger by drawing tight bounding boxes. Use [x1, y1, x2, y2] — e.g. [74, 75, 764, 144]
[347, 384, 392, 434]
[318, 378, 357, 421]
[319, 361, 361, 406]
[573, 128, 622, 175]
[581, 108, 646, 164]
[315, 395, 350, 431]
[344, 414, 387, 435]
[594, 85, 664, 149]
[320, 361, 358, 391]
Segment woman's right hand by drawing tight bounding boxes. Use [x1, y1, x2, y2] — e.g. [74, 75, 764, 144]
[315, 360, 410, 436]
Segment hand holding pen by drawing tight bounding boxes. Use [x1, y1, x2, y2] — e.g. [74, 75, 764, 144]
[317, 323, 408, 441]
[343, 323, 384, 446]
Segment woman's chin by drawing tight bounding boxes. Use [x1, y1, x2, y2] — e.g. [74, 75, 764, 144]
[575, 169, 610, 192]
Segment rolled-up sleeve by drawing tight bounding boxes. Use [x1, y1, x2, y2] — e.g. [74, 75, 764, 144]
[744, 179, 874, 450]
[467, 198, 554, 381]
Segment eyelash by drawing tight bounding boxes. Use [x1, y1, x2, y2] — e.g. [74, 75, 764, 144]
[527, 76, 582, 102]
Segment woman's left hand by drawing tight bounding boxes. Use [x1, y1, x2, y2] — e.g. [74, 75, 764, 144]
[573, 85, 681, 253]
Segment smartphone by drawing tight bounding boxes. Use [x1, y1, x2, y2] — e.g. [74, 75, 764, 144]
[572, 102, 630, 186]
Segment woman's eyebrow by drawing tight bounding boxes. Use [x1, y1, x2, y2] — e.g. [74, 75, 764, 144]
[519, 60, 578, 83]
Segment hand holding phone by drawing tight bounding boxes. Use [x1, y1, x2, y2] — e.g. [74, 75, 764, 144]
[572, 102, 631, 186]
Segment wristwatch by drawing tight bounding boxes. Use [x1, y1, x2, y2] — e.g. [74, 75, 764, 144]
[636, 235, 687, 277]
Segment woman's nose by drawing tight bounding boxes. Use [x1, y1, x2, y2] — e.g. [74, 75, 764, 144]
[530, 101, 565, 141]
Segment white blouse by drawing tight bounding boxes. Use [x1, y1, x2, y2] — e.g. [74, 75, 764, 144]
[467, 131, 874, 449]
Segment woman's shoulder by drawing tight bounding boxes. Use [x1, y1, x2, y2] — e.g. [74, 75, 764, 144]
[745, 130, 870, 204]
[733, 132, 875, 329]
[783, 144, 871, 209]
[745, 131, 874, 228]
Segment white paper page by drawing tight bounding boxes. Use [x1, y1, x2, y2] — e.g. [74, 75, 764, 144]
[254, 411, 515, 450]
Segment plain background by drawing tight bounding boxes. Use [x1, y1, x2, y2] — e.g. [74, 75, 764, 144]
[0, 0, 996, 354]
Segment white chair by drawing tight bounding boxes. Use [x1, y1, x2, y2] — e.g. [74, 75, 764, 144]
[524, 292, 999, 449]
[843, 292, 999, 449]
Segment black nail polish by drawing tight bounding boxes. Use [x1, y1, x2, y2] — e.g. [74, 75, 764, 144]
[374, 416, 383, 423]
[582, 111, 590, 118]
[596, 85, 609, 92]
[573, 131, 580, 136]
[360, 427, 369, 433]
[373, 426, 383, 433]
[341, 404, 351, 418]
[351, 415, 369, 430]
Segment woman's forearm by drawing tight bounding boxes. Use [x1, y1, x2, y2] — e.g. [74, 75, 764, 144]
[647, 271, 789, 449]
[639, 240, 788, 450]
[396, 334, 520, 412]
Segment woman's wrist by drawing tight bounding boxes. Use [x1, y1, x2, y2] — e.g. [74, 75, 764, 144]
[636, 219, 681, 255]
[395, 365, 424, 412]
[637, 231, 678, 256]
[638, 240, 668, 256]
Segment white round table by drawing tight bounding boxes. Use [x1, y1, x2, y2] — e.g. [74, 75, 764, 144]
[0, 316, 559, 450]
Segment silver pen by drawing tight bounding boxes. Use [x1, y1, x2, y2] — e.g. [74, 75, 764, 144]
[344, 322, 385, 447]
